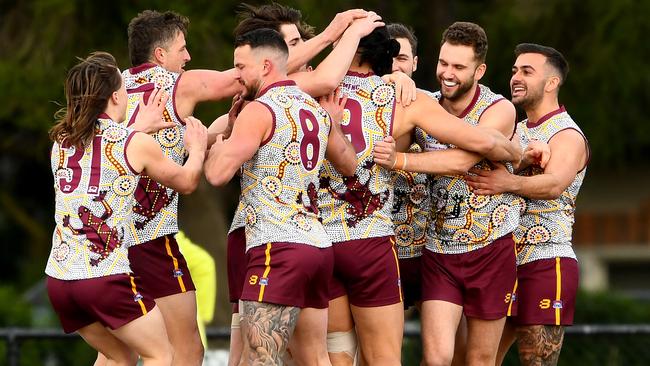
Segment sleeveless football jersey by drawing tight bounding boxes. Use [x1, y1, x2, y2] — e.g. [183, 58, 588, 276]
[121, 64, 184, 244]
[514, 106, 588, 265]
[392, 89, 437, 259]
[46, 117, 138, 280]
[240, 80, 332, 251]
[228, 197, 245, 234]
[319, 71, 396, 243]
[425, 85, 523, 254]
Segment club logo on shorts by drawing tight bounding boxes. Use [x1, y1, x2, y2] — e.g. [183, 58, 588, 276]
[133, 292, 143, 302]
[553, 300, 564, 309]
[173, 269, 184, 278]
[259, 277, 269, 286]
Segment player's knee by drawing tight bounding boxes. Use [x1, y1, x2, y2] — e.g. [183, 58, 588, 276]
[465, 348, 496, 365]
[140, 340, 173, 365]
[327, 330, 357, 359]
[423, 351, 454, 366]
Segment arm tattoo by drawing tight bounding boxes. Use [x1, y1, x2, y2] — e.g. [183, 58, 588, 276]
[516, 325, 565, 366]
[241, 301, 300, 365]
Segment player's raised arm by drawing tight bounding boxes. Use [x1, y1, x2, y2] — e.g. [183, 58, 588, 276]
[286, 9, 368, 74]
[174, 68, 243, 117]
[291, 13, 384, 97]
[204, 102, 273, 187]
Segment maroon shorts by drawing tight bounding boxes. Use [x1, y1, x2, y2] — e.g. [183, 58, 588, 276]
[329, 236, 402, 307]
[421, 234, 517, 320]
[128, 234, 196, 299]
[511, 257, 579, 326]
[399, 256, 422, 308]
[47, 274, 155, 333]
[227, 227, 247, 312]
[241, 243, 333, 309]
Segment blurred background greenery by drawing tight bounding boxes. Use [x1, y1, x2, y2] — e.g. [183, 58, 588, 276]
[1, 0, 649, 364]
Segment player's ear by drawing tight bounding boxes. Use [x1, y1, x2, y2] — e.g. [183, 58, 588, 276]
[474, 63, 486, 81]
[110, 90, 119, 106]
[545, 75, 561, 93]
[153, 47, 165, 64]
[412, 55, 418, 73]
[262, 59, 272, 75]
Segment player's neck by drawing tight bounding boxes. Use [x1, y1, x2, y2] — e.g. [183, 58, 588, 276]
[102, 106, 120, 123]
[349, 56, 373, 74]
[441, 84, 478, 117]
[256, 73, 289, 96]
[525, 96, 560, 124]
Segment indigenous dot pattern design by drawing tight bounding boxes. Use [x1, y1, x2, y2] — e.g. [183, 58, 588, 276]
[423, 85, 522, 254]
[240, 81, 332, 252]
[121, 64, 184, 244]
[514, 108, 588, 265]
[318, 73, 397, 243]
[46, 118, 137, 280]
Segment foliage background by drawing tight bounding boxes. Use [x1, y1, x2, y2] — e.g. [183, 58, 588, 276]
[1, 0, 648, 362]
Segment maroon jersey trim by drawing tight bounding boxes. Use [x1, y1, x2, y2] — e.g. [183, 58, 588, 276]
[457, 85, 481, 118]
[526, 105, 566, 128]
[172, 72, 185, 125]
[258, 79, 297, 97]
[129, 63, 157, 74]
[346, 70, 374, 78]
[256, 100, 277, 147]
[546, 127, 591, 172]
[124, 131, 139, 175]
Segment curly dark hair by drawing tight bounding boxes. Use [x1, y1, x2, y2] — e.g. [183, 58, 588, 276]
[441, 21, 488, 63]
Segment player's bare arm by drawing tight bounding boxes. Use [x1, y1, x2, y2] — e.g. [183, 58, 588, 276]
[286, 9, 368, 74]
[291, 13, 384, 97]
[127, 116, 207, 194]
[382, 90, 521, 171]
[204, 102, 272, 187]
[174, 68, 243, 117]
[465, 128, 588, 199]
[394, 98, 517, 175]
[207, 96, 246, 147]
[319, 89, 357, 176]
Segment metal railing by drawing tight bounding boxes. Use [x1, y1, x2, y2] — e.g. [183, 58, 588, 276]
[3, 325, 650, 366]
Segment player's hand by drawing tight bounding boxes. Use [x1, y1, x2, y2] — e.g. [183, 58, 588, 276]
[465, 163, 513, 195]
[183, 116, 208, 156]
[347, 11, 384, 38]
[131, 88, 174, 133]
[373, 136, 397, 170]
[224, 94, 247, 138]
[319, 88, 348, 126]
[323, 9, 369, 42]
[382, 71, 416, 106]
[523, 139, 551, 169]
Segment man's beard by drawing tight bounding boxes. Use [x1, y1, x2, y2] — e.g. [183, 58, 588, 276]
[242, 81, 260, 101]
[439, 77, 474, 101]
[512, 85, 543, 110]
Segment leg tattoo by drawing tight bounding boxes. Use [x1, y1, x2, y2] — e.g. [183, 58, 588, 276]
[242, 301, 300, 365]
[516, 325, 565, 366]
